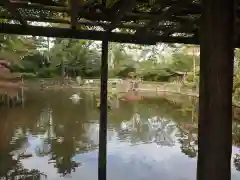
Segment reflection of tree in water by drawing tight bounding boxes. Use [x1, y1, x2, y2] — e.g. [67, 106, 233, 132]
[48, 138, 80, 176]
[118, 112, 179, 146]
[234, 154, 240, 171]
[233, 121, 240, 171]
[233, 121, 240, 147]
[178, 130, 198, 158]
[115, 97, 200, 159]
[163, 97, 198, 158]
[0, 108, 45, 180]
[34, 93, 93, 177]
[0, 153, 45, 180]
[35, 111, 82, 176]
[5, 89, 240, 176]
[154, 122, 177, 146]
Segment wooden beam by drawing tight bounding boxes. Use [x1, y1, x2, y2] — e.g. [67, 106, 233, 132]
[162, 18, 198, 37]
[136, 0, 195, 34]
[0, 23, 155, 44]
[107, 0, 136, 30]
[0, 1, 69, 12]
[2, 0, 27, 26]
[0, 14, 200, 36]
[0, 23, 199, 45]
[0, 11, 197, 30]
[134, 0, 173, 34]
[69, 0, 79, 29]
[0, 14, 108, 29]
[0, 1, 201, 22]
[0, 14, 163, 35]
[70, 0, 98, 29]
[197, 0, 234, 180]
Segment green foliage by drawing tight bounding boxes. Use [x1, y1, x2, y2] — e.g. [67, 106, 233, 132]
[21, 72, 38, 79]
[108, 43, 135, 77]
[170, 52, 199, 72]
[186, 73, 194, 82]
[44, 39, 101, 77]
[0, 35, 46, 63]
[116, 66, 136, 77]
[233, 50, 240, 100]
[0, 34, 201, 84]
[37, 68, 56, 78]
[136, 59, 177, 81]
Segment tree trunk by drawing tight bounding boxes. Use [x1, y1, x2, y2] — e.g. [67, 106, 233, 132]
[197, 0, 234, 179]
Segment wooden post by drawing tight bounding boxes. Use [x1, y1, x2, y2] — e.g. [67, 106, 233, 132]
[197, 0, 234, 179]
[98, 33, 109, 180]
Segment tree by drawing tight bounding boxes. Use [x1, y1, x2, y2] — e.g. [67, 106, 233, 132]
[170, 52, 199, 73]
[108, 43, 134, 76]
[136, 59, 173, 81]
[46, 39, 101, 77]
[0, 34, 46, 65]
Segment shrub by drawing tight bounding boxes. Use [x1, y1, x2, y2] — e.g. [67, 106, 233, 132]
[21, 72, 37, 79]
[186, 73, 194, 82]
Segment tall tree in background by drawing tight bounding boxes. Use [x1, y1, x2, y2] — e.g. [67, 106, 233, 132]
[108, 43, 134, 76]
[0, 34, 46, 63]
[170, 51, 200, 73]
[47, 39, 101, 77]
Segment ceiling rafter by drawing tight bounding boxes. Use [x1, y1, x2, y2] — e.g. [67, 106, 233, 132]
[2, 0, 27, 26]
[162, 16, 199, 37]
[135, 0, 196, 34]
[70, 0, 100, 29]
[1, 14, 197, 34]
[0, 1, 202, 21]
[0, 0, 212, 45]
[0, 23, 199, 45]
[70, 0, 96, 28]
[107, 0, 137, 31]
[69, 0, 79, 29]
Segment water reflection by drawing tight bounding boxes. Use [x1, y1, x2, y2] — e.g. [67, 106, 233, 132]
[118, 114, 178, 146]
[0, 90, 240, 180]
[0, 107, 46, 180]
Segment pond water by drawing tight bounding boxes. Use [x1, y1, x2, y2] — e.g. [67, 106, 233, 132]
[0, 89, 240, 180]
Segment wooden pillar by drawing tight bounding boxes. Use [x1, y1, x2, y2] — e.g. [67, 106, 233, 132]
[98, 34, 109, 180]
[197, 0, 234, 179]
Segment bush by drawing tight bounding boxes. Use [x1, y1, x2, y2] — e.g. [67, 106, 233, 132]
[21, 72, 37, 79]
[234, 75, 240, 91]
[184, 81, 198, 89]
[37, 68, 56, 78]
[116, 66, 136, 78]
[186, 73, 194, 82]
[233, 88, 240, 101]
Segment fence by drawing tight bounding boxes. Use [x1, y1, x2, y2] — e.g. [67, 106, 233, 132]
[24, 78, 199, 96]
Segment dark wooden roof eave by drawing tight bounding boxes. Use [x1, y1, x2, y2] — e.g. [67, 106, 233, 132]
[0, 23, 199, 45]
[0, 0, 205, 45]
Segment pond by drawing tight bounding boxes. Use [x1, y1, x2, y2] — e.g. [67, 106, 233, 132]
[0, 89, 240, 180]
